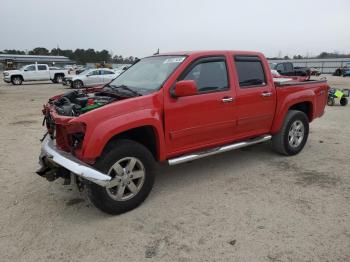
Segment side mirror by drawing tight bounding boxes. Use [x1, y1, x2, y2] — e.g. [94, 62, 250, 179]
[24, 69, 28, 72]
[172, 80, 198, 97]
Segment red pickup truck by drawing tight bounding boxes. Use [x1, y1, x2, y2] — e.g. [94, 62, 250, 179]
[37, 50, 328, 214]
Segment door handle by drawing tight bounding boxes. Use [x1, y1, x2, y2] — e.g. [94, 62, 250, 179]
[222, 97, 233, 103]
[261, 92, 272, 97]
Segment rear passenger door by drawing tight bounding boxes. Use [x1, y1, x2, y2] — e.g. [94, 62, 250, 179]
[233, 55, 276, 136]
[37, 65, 50, 80]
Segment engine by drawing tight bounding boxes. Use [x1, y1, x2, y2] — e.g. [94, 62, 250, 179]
[52, 90, 118, 116]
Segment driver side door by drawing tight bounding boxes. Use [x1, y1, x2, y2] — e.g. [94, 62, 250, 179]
[85, 69, 101, 86]
[164, 56, 237, 156]
[22, 65, 37, 81]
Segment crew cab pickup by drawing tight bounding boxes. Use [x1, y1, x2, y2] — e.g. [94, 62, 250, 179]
[3, 64, 68, 85]
[37, 51, 328, 214]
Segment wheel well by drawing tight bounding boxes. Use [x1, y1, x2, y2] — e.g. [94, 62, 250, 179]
[54, 73, 64, 78]
[11, 75, 23, 80]
[103, 126, 158, 160]
[289, 102, 313, 121]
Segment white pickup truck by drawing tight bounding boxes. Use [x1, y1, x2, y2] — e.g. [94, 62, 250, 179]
[3, 64, 68, 85]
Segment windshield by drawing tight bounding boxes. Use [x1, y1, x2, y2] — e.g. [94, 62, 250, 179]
[108, 56, 186, 94]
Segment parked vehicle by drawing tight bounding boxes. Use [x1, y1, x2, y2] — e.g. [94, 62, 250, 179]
[327, 88, 349, 106]
[3, 64, 68, 85]
[343, 69, 350, 77]
[62, 68, 91, 86]
[309, 67, 321, 76]
[270, 69, 309, 82]
[269, 62, 311, 79]
[37, 51, 329, 214]
[65, 68, 119, 88]
[333, 63, 350, 76]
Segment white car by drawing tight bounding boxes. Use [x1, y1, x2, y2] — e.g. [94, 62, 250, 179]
[67, 68, 119, 89]
[3, 64, 68, 85]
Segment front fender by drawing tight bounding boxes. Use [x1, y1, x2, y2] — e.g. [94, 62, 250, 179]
[271, 89, 316, 134]
[82, 109, 165, 161]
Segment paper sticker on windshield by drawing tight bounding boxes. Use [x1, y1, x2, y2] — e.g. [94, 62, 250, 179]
[163, 57, 185, 64]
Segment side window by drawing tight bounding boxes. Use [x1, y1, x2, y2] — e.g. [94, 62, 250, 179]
[234, 56, 266, 88]
[90, 70, 99, 75]
[284, 63, 293, 72]
[37, 65, 47, 71]
[26, 65, 36, 71]
[182, 60, 228, 93]
[276, 63, 284, 73]
[103, 70, 114, 75]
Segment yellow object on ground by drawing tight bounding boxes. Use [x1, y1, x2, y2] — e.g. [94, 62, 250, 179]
[334, 90, 343, 98]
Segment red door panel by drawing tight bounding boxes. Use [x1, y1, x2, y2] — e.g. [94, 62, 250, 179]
[165, 91, 236, 155]
[231, 55, 276, 136]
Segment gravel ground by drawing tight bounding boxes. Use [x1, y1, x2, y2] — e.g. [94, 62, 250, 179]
[0, 75, 349, 262]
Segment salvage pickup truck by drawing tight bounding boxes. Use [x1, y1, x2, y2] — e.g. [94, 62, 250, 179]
[3, 64, 68, 85]
[37, 51, 328, 214]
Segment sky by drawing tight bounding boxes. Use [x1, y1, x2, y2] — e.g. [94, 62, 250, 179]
[0, 0, 349, 58]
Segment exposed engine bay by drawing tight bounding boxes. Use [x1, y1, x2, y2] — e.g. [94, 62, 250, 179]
[51, 89, 121, 116]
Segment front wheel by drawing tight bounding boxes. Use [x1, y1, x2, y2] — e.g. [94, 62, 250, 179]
[88, 139, 156, 215]
[11, 76, 22, 85]
[54, 75, 63, 83]
[272, 110, 309, 156]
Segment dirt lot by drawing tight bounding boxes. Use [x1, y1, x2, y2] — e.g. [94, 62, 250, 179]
[0, 75, 349, 262]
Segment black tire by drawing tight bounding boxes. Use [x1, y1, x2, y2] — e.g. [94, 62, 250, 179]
[327, 97, 335, 106]
[340, 97, 348, 106]
[54, 74, 63, 83]
[73, 80, 83, 89]
[51, 79, 57, 83]
[11, 76, 22, 85]
[88, 139, 156, 215]
[272, 110, 309, 156]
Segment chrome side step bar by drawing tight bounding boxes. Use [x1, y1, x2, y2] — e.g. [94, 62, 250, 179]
[168, 135, 272, 166]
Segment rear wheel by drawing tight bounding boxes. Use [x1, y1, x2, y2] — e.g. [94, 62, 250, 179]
[73, 80, 83, 89]
[88, 139, 156, 215]
[340, 97, 348, 106]
[327, 97, 335, 106]
[54, 75, 63, 83]
[272, 110, 309, 156]
[11, 76, 22, 85]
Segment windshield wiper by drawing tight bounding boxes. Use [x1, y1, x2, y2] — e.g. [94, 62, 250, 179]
[107, 84, 142, 96]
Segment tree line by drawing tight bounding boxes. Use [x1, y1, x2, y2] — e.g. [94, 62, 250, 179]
[0, 47, 139, 64]
[268, 52, 350, 60]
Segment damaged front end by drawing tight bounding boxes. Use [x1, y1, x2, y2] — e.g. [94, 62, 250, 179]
[37, 88, 124, 189]
[37, 135, 112, 188]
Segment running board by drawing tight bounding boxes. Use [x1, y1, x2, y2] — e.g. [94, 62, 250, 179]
[168, 135, 272, 166]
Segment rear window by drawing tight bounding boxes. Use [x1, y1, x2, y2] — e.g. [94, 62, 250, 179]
[38, 65, 47, 71]
[234, 56, 266, 88]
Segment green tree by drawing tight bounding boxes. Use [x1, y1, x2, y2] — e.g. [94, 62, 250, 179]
[29, 47, 49, 55]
